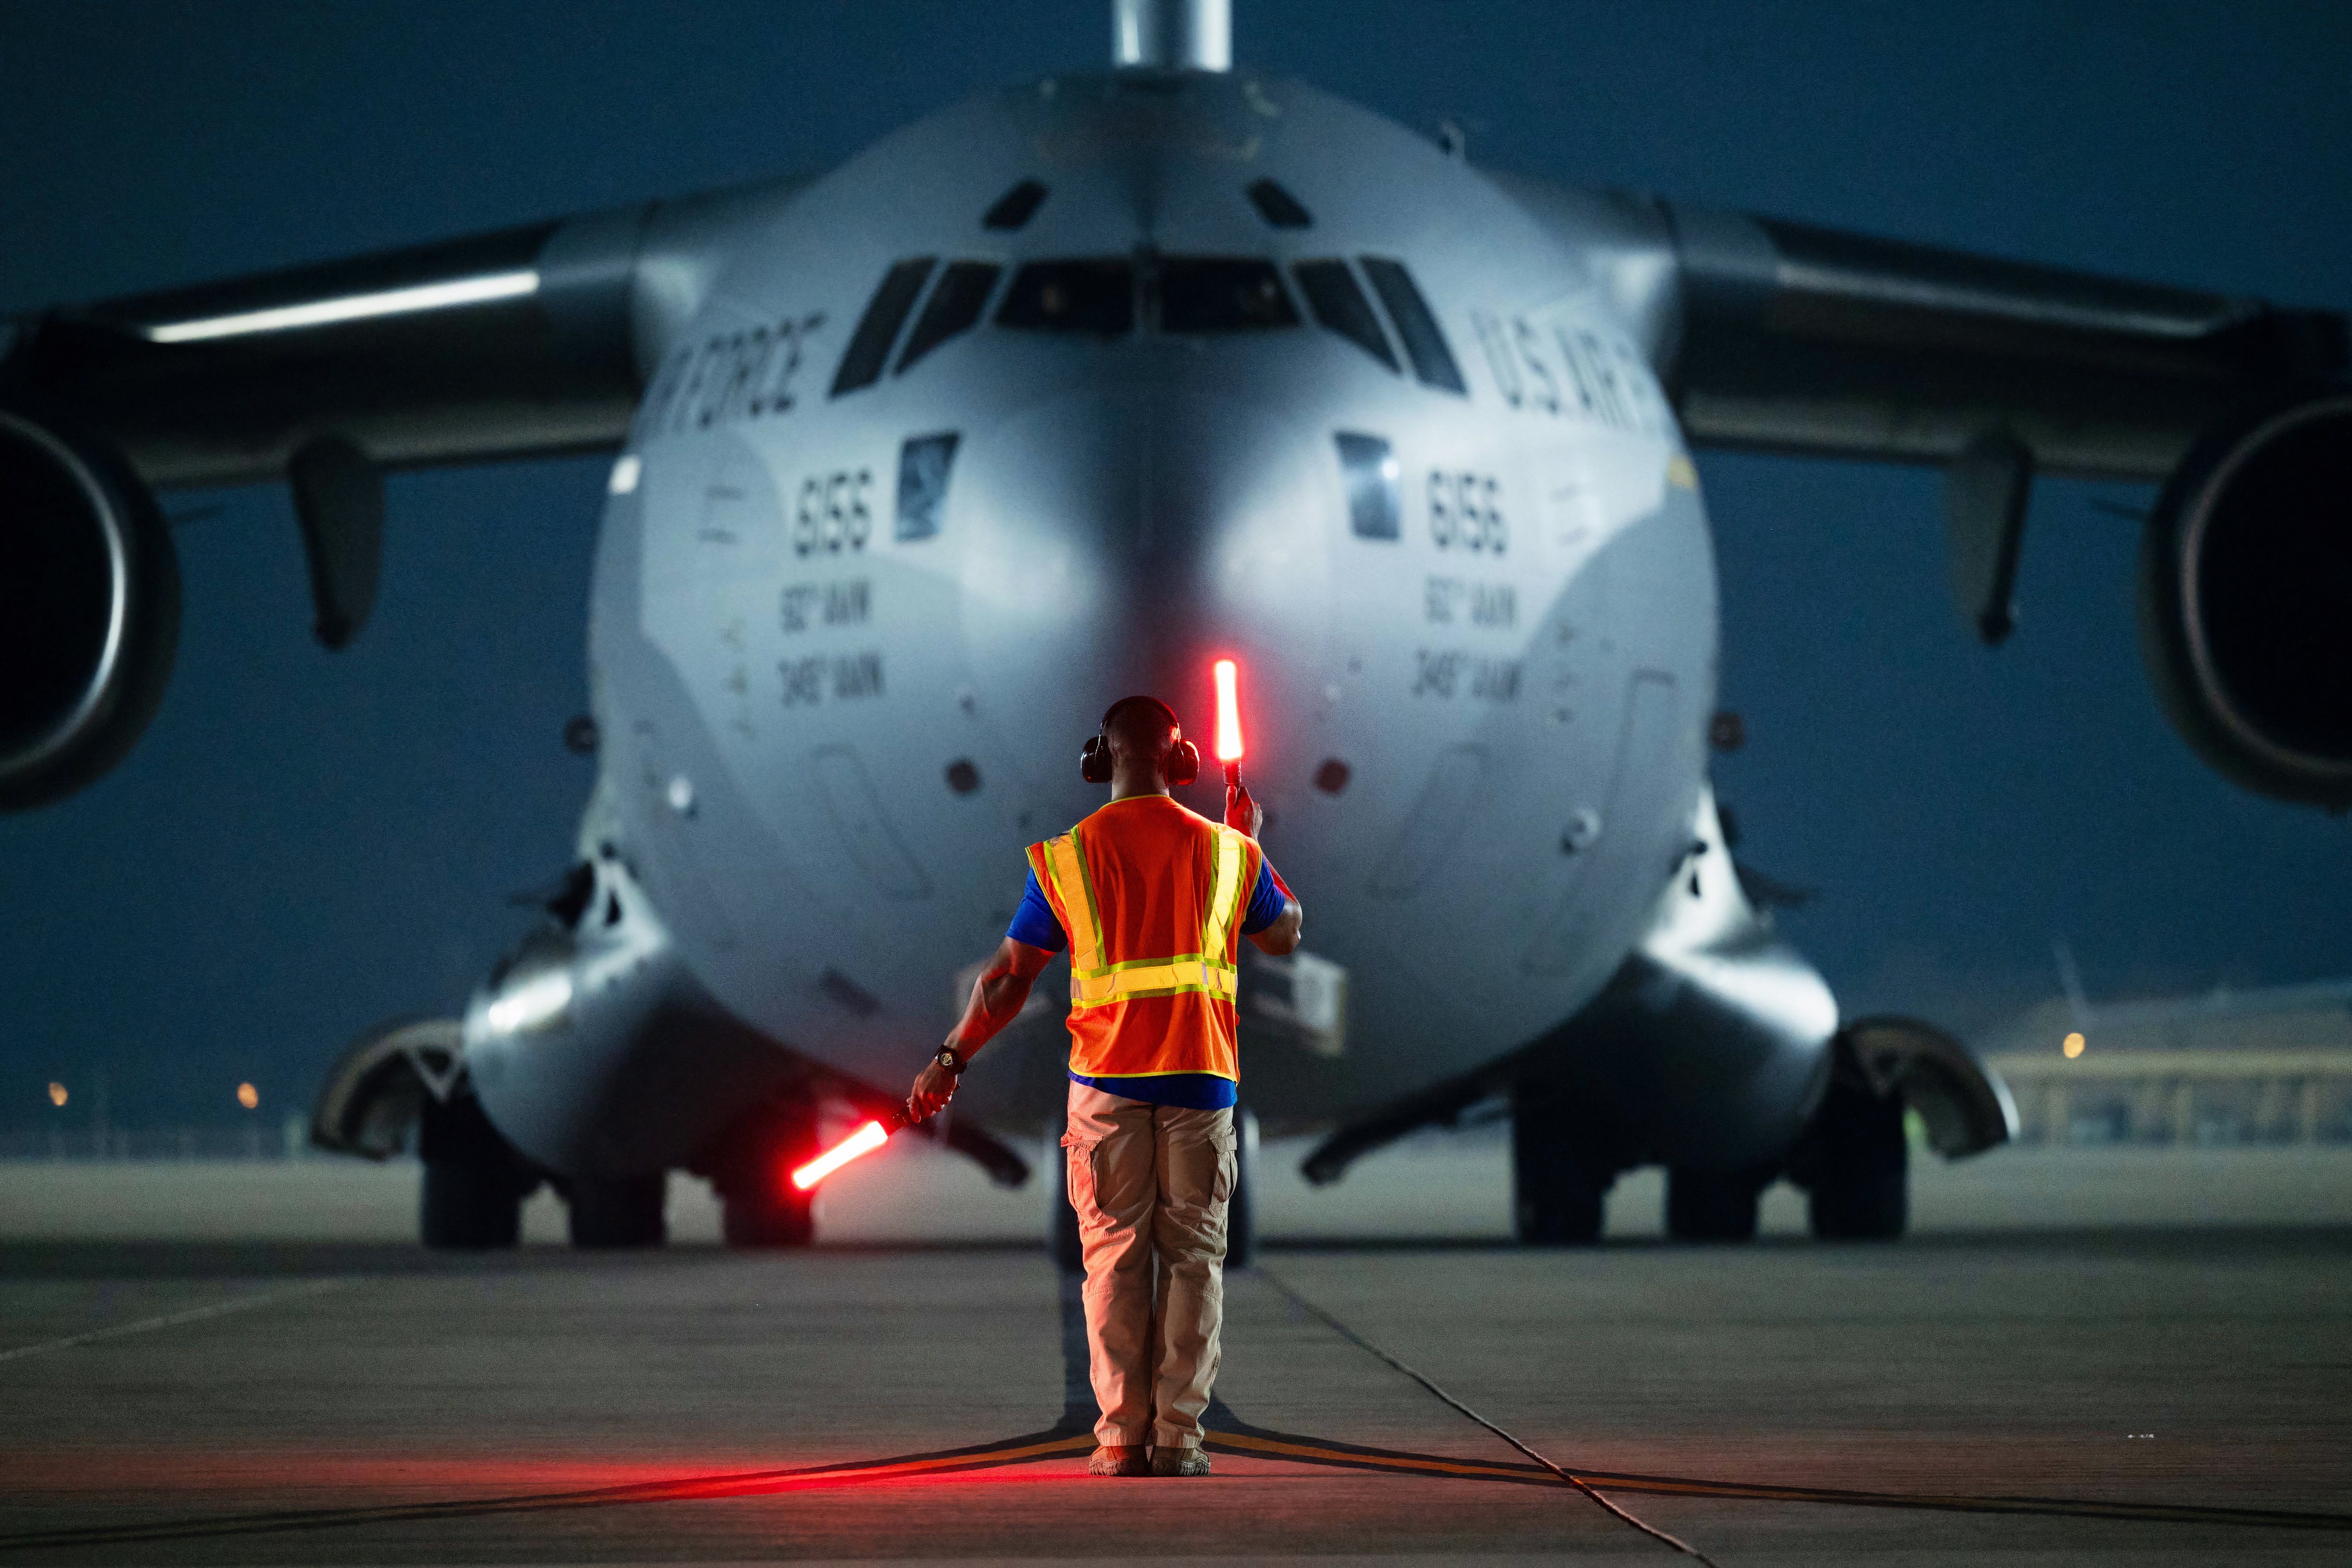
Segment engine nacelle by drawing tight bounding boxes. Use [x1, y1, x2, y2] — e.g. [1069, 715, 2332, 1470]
[0, 408, 179, 811]
[2140, 390, 2352, 809]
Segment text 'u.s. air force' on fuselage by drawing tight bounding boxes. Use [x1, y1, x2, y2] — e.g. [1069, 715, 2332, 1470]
[8, 0, 2347, 1251]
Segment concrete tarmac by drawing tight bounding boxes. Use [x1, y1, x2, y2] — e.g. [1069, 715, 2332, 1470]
[1, 1146, 2348, 1564]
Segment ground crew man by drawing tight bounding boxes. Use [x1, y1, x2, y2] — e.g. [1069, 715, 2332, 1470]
[908, 695, 1302, 1478]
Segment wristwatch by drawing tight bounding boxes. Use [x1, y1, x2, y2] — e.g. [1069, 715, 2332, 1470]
[934, 1046, 966, 1076]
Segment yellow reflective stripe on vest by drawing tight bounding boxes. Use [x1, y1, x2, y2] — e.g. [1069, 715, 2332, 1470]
[1070, 956, 1239, 1010]
[1040, 815, 1250, 1013]
[1201, 825, 1245, 964]
[1041, 830, 1104, 978]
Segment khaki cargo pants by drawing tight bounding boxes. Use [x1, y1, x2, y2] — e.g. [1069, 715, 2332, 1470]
[1061, 1081, 1237, 1449]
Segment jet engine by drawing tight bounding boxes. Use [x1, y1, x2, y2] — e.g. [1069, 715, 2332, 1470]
[0, 408, 179, 811]
[2139, 390, 2352, 809]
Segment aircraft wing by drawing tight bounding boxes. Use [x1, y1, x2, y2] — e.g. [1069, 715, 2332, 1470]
[0, 184, 803, 489]
[1657, 204, 2348, 481]
[0, 183, 790, 808]
[1553, 194, 2350, 808]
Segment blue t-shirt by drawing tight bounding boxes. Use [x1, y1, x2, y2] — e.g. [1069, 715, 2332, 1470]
[1008, 856, 1289, 1111]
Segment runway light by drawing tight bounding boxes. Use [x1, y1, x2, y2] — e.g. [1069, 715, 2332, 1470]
[792, 1120, 890, 1190]
[2063, 1032, 2085, 1059]
[1212, 659, 1244, 764]
[47, 1082, 66, 1108]
[236, 1082, 260, 1110]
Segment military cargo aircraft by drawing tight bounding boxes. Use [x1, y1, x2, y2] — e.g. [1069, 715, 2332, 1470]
[4, 0, 2343, 1256]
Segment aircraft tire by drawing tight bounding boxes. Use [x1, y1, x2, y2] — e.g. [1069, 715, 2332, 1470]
[1805, 1077, 1909, 1241]
[1511, 1117, 1607, 1245]
[1665, 1167, 1765, 1241]
[567, 1174, 668, 1248]
[721, 1185, 814, 1248]
[416, 1093, 532, 1250]
[420, 1159, 524, 1249]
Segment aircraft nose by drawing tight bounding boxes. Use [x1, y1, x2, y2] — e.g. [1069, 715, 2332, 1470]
[957, 388, 1334, 757]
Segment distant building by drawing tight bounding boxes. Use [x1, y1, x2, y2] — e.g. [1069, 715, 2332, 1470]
[1980, 980, 2352, 1147]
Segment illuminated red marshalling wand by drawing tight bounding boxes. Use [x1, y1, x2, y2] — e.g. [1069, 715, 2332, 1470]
[791, 1101, 916, 1191]
[1214, 657, 1294, 901]
[1213, 658, 1245, 794]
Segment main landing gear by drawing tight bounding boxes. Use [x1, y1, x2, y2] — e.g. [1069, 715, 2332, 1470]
[1509, 1068, 1913, 1245]
[1510, 1082, 1612, 1244]
[703, 1100, 820, 1248]
[417, 1093, 672, 1250]
[566, 1174, 669, 1248]
[1788, 1072, 1909, 1240]
[418, 1093, 540, 1250]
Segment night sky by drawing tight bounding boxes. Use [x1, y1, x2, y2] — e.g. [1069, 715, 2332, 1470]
[5, 1, 2348, 1130]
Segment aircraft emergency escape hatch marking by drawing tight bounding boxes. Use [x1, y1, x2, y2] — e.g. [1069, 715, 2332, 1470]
[1334, 432, 1401, 539]
[831, 259, 936, 397]
[895, 432, 961, 540]
[1520, 671, 1681, 975]
[815, 746, 931, 897]
[1246, 178, 1312, 228]
[1370, 745, 1485, 896]
[897, 263, 1003, 374]
[1294, 260, 1400, 372]
[1360, 258, 1467, 394]
[982, 178, 1048, 230]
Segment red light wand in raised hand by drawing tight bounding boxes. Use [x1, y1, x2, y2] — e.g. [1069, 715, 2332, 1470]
[1213, 658, 1250, 826]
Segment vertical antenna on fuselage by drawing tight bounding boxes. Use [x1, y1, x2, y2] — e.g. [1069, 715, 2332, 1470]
[1113, 0, 1231, 70]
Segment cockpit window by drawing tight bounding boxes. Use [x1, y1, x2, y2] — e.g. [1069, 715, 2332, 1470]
[1359, 257, 1466, 395]
[997, 260, 1135, 337]
[1293, 260, 1398, 372]
[1157, 258, 1299, 334]
[831, 257, 935, 397]
[896, 261, 1001, 373]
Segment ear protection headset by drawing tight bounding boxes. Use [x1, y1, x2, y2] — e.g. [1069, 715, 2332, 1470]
[1081, 696, 1199, 787]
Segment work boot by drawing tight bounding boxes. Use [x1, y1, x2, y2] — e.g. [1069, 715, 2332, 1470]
[1089, 1444, 1149, 1477]
[1150, 1445, 1211, 1477]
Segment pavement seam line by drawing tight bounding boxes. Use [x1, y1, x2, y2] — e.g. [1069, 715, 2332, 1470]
[1259, 1267, 1723, 1567]
[0, 1277, 350, 1365]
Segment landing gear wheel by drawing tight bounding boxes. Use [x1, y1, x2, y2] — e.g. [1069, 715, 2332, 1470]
[1511, 1087, 1611, 1244]
[1665, 1167, 1766, 1241]
[1804, 1077, 1909, 1240]
[567, 1174, 668, 1248]
[417, 1094, 535, 1250]
[722, 1182, 814, 1247]
[421, 1159, 525, 1248]
[705, 1099, 820, 1250]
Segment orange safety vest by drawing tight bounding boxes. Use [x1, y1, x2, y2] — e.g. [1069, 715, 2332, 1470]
[1027, 795, 1264, 1083]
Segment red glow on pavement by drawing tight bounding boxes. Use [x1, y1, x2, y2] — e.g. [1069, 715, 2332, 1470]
[792, 1120, 889, 1190]
[1213, 659, 1243, 763]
